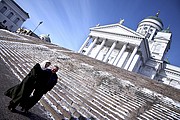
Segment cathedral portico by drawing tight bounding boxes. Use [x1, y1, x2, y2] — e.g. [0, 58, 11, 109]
[80, 34, 143, 72]
[78, 22, 145, 71]
[79, 12, 180, 87]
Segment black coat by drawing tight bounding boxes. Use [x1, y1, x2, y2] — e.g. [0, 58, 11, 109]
[4, 63, 42, 105]
[34, 69, 57, 94]
[24, 69, 58, 110]
[44, 71, 58, 93]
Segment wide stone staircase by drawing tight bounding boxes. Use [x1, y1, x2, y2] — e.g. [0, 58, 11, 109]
[0, 29, 180, 120]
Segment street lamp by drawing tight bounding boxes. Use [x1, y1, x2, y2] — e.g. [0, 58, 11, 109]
[32, 21, 43, 33]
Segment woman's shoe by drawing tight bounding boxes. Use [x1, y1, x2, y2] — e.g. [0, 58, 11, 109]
[21, 106, 29, 113]
[24, 109, 29, 114]
[8, 101, 16, 112]
[8, 105, 16, 112]
[21, 107, 24, 111]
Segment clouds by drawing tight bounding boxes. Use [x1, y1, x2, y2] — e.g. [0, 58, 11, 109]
[15, 0, 180, 66]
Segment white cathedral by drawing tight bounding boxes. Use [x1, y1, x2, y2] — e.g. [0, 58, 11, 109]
[78, 12, 180, 89]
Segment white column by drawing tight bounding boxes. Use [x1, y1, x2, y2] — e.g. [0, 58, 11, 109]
[113, 43, 127, 66]
[128, 54, 140, 71]
[78, 36, 91, 53]
[84, 37, 98, 56]
[103, 41, 117, 62]
[124, 46, 138, 70]
[94, 39, 106, 58]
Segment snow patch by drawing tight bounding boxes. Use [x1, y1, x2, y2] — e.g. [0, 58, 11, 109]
[141, 88, 180, 109]
[80, 63, 94, 68]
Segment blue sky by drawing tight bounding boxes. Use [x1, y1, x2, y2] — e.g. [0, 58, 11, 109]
[14, 0, 180, 67]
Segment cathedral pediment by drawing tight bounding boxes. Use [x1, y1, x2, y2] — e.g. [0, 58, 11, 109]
[90, 24, 144, 39]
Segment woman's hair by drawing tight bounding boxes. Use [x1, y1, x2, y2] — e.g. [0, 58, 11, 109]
[40, 60, 51, 70]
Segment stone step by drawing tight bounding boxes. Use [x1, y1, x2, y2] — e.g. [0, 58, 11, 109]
[54, 84, 97, 119]
[98, 87, 144, 110]
[0, 49, 24, 80]
[57, 78, 110, 119]
[40, 95, 65, 120]
[138, 114, 151, 120]
[62, 65, 147, 110]
[57, 63, 148, 119]
[146, 109, 169, 119]
[152, 104, 180, 119]
[45, 92, 72, 119]
[1, 46, 27, 76]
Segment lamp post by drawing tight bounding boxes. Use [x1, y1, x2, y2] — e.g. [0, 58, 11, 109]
[32, 21, 43, 33]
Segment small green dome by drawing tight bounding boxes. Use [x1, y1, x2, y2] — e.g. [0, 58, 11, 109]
[39, 34, 51, 42]
[162, 26, 171, 33]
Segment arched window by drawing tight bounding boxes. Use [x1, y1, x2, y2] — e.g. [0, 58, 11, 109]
[153, 44, 161, 53]
[14, 18, 20, 24]
[149, 28, 153, 33]
[144, 27, 148, 30]
[7, 12, 14, 19]
[0, 6, 7, 13]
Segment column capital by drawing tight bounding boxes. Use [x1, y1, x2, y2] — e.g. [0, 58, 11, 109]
[78, 36, 91, 53]
[88, 35, 92, 38]
[113, 40, 118, 43]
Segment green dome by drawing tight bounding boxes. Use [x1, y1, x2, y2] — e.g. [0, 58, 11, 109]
[146, 16, 163, 27]
[39, 34, 51, 42]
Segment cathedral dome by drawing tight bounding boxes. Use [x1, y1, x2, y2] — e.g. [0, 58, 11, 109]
[137, 11, 164, 31]
[39, 34, 51, 43]
[146, 16, 163, 26]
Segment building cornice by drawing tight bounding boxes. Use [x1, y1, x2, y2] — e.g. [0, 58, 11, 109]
[90, 23, 145, 38]
[2, 0, 29, 19]
[90, 29, 144, 40]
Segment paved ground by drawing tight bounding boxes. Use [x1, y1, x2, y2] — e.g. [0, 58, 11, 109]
[0, 58, 52, 120]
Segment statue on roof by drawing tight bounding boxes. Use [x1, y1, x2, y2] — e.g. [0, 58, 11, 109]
[156, 10, 160, 17]
[96, 24, 100, 27]
[119, 19, 124, 25]
[162, 25, 171, 33]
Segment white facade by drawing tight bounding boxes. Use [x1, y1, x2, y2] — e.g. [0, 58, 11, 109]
[0, 0, 29, 32]
[78, 13, 180, 89]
